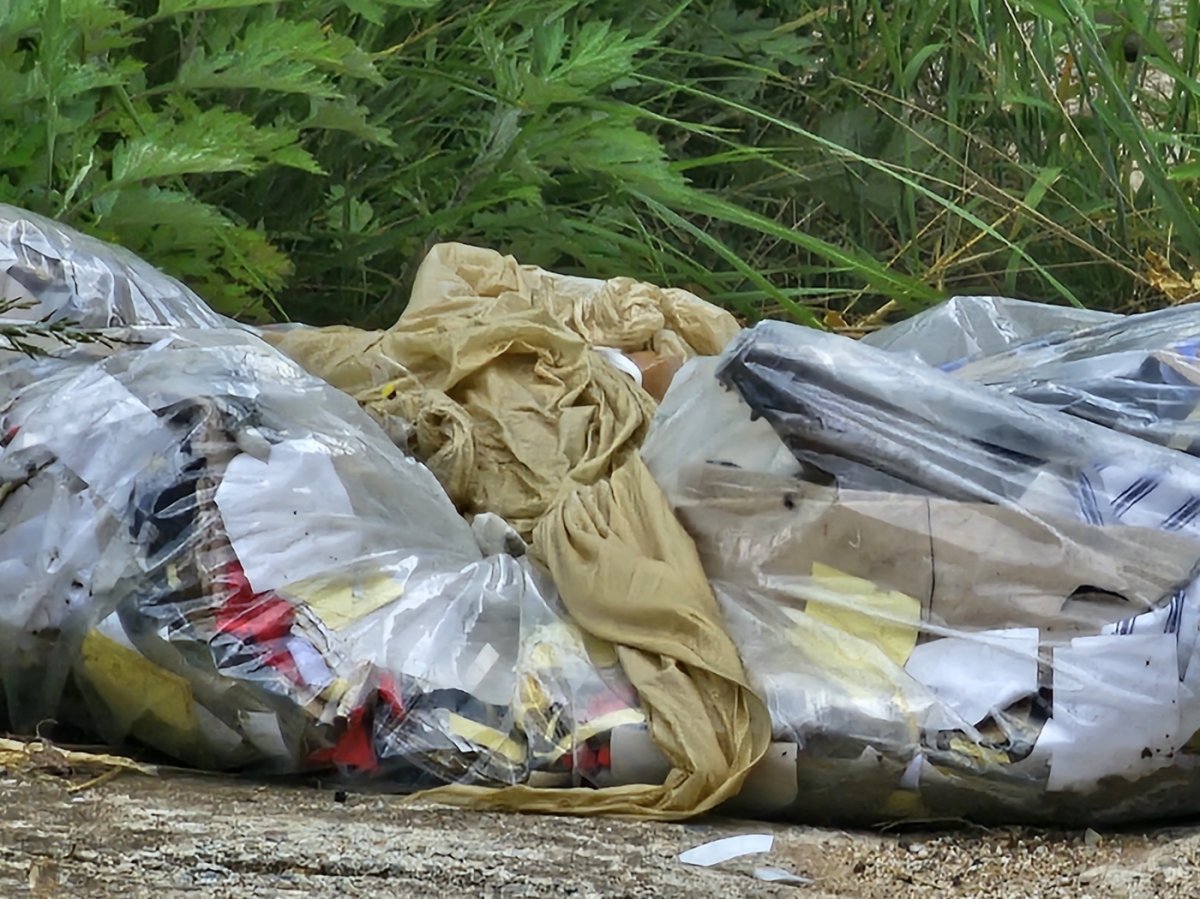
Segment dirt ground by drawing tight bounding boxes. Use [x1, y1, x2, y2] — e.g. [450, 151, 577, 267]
[3, 771, 1200, 898]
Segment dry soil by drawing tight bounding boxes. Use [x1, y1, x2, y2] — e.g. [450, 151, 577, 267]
[2, 772, 1199, 898]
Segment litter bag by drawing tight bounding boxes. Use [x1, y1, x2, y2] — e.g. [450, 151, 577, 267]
[0, 207, 757, 821]
[0, 335, 662, 793]
[643, 319, 1200, 826]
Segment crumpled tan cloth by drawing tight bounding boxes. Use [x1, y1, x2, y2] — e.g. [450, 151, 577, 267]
[423, 458, 772, 818]
[265, 243, 769, 818]
[407, 242, 739, 356]
[264, 242, 739, 539]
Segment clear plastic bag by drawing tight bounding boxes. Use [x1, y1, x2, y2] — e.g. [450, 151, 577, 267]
[0, 204, 227, 328]
[937, 304, 1200, 455]
[644, 319, 1200, 825]
[0, 325, 662, 789]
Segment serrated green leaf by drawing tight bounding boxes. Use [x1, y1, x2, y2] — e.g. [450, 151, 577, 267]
[335, 0, 438, 19]
[173, 18, 379, 97]
[109, 107, 315, 186]
[153, 0, 280, 17]
[305, 98, 395, 145]
[532, 18, 569, 78]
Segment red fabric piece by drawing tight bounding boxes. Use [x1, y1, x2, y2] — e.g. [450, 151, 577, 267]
[376, 672, 407, 718]
[331, 706, 378, 771]
[213, 560, 301, 683]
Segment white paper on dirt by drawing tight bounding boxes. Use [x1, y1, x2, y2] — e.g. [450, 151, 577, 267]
[215, 440, 362, 594]
[753, 867, 813, 885]
[1036, 633, 1181, 792]
[678, 834, 774, 867]
[904, 627, 1039, 730]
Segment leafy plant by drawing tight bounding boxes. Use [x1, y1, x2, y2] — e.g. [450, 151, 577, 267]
[0, 0, 392, 319]
[3, 0, 1200, 330]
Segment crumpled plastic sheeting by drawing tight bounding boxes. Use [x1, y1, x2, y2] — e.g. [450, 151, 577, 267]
[0, 204, 227, 329]
[945, 304, 1200, 456]
[644, 319, 1200, 825]
[262, 241, 740, 539]
[861, 295, 1117, 368]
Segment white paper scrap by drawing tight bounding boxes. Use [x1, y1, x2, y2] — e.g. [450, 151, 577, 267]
[1038, 633, 1180, 792]
[678, 834, 774, 867]
[753, 867, 813, 886]
[215, 440, 362, 594]
[905, 627, 1039, 729]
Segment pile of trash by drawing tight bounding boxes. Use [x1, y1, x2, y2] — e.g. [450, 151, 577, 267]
[2, 205, 1200, 827]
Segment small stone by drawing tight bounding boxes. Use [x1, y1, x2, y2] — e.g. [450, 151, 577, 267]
[1084, 829, 1102, 848]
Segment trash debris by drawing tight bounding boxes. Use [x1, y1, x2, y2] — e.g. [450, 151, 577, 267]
[643, 318, 1200, 825]
[752, 866, 814, 886]
[678, 833, 774, 866]
[678, 834, 812, 887]
[0, 736, 159, 778]
[3, 202, 1200, 828]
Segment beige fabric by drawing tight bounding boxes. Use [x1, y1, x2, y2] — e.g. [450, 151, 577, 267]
[264, 243, 739, 538]
[423, 459, 772, 817]
[265, 243, 766, 818]
[673, 463, 1200, 636]
[407, 242, 740, 356]
[265, 300, 654, 537]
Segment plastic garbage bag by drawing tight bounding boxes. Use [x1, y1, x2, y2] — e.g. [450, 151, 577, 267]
[0, 321, 674, 793]
[643, 319, 1200, 826]
[0, 207, 765, 822]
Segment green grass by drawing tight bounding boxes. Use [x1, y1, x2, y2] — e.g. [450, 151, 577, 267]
[1, 0, 1198, 327]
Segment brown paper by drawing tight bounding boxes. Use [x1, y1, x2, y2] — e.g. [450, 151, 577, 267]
[674, 463, 1200, 635]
